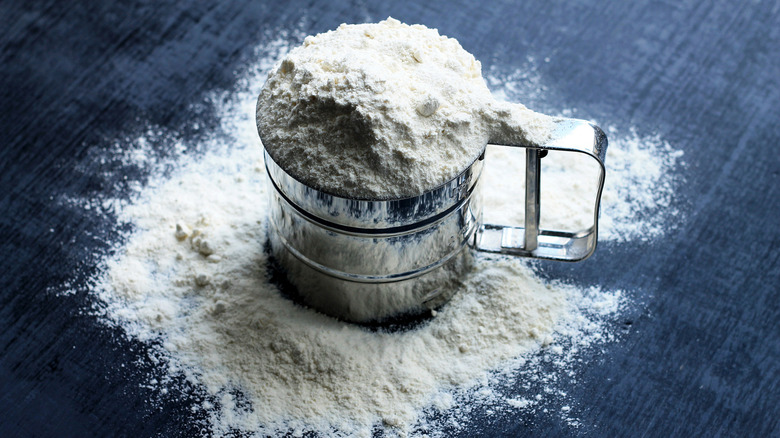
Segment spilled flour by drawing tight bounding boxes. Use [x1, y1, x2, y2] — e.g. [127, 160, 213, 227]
[77, 26, 684, 438]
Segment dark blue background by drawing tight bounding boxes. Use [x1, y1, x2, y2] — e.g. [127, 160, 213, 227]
[1, 0, 779, 436]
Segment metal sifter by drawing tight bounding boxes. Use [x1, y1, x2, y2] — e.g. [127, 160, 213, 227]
[260, 115, 607, 323]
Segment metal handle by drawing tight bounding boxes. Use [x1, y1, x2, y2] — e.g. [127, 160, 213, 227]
[475, 118, 608, 262]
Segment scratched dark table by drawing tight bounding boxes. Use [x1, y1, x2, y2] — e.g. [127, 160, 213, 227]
[1, 0, 779, 436]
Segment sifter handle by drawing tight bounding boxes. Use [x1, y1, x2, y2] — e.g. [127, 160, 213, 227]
[474, 118, 608, 262]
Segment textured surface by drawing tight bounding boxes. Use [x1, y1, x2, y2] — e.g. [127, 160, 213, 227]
[1, 0, 779, 436]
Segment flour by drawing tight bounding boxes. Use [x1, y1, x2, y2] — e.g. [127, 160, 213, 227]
[98, 147, 620, 435]
[257, 18, 555, 199]
[73, 22, 685, 438]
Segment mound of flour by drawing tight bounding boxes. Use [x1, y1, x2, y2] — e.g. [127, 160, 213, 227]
[257, 18, 555, 199]
[96, 138, 623, 437]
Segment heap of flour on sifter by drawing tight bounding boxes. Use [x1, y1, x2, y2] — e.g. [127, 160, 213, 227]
[257, 17, 555, 199]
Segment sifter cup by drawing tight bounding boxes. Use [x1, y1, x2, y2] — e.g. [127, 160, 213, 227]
[262, 118, 607, 323]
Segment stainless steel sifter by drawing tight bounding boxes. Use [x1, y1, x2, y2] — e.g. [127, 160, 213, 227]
[262, 118, 607, 323]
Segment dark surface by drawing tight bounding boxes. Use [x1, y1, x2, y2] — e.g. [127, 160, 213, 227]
[1, 0, 779, 436]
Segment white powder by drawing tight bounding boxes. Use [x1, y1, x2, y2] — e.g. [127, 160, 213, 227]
[257, 18, 555, 199]
[97, 146, 622, 435]
[72, 24, 685, 438]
